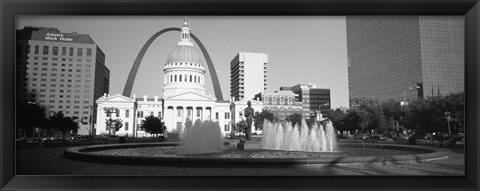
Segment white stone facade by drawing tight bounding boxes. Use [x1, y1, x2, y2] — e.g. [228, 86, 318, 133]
[95, 93, 137, 137]
[95, 93, 233, 138]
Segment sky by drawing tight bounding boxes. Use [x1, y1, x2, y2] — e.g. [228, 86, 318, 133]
[17, 16, 349, 108]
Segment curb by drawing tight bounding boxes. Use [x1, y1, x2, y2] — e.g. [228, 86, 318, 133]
[64, 142, 448, 166]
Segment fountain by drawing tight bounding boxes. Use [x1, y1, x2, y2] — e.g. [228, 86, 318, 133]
[261, 119, 337, 152]
[182, 120, 223, 154]
[64, 118, 445, 166]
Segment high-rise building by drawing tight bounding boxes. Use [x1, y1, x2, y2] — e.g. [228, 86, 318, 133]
[346, 16, 464, 104]
[16, 26, 110, 135]
[230, 51, 268, 101]
[290, 83, 331, 118]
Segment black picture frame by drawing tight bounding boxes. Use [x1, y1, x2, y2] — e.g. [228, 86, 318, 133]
[1, 0, 479, 190]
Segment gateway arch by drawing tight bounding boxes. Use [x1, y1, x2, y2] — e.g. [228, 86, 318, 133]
[122, 27, 224, 100]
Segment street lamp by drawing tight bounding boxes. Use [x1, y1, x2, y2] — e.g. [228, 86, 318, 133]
[89, 105, 93, 136]
[444, 111, 451, 135]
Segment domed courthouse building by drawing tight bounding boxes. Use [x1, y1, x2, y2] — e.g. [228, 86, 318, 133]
[95, 20, 235, 137]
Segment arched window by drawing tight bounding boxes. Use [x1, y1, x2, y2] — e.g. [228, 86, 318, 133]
[190, 75, 192, 82]
[170, 75, 172, 83]
[179, 74, 182, 82]
[175, 75, 177, 82]
[185, 74, 187, 81]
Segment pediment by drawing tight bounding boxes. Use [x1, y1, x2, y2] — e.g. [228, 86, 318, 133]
[97, 94, 135, 103]
[165, 92, 215, 101]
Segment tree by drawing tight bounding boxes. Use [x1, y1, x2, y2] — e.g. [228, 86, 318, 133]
[439, 92, 464, 133]
[184, 118, 193, 132]
[381, 99, 403, 122]
[403, 92, 464, 135]
[106, 118, 123, 136]
[49, 111, 79, 139]
[37, 117, 52, 138]
[235, 120, 248, 135]
[140, 115, 166, 138]
[384, 117, 398, 132]
[380, 100, 404, 132]
[16, 101, 48, 139]
[359, 104, 386, 134]
[254, 109, 275, 131]
[285, 113, 302, 128]
[343, 108, 368, 134]
[323, 108, 347, 134]
[182, 118, 194, 139]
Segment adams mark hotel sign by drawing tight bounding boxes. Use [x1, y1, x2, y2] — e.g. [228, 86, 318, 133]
[45, 32, 76, 42]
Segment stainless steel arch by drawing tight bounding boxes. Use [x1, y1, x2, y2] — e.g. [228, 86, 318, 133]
[122, 27, 224, 101]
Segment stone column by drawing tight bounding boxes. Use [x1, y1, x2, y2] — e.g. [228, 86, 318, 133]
[208, 108, 212, 121]
[179, 106, 184, 132]
[173, 106, 177, 133]
[182, 106, 186, 129]
[96, 107, 105, 135]
[169, 107, 174, 133]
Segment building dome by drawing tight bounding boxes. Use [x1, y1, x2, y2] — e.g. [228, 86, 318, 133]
[163, 18, 207, 98]
[165, 45, 203, 66]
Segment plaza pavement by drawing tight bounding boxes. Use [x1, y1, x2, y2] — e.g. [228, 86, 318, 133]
[16, 138, 464, 176]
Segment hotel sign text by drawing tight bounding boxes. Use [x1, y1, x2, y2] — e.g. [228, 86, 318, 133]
[45, 32, 74, 42]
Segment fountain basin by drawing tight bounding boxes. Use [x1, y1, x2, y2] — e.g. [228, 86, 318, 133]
[64, 142, 448, 166]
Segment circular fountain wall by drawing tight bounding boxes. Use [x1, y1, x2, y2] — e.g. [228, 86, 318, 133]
[64, 142, 448, 166]
[64, 119, 448, 166]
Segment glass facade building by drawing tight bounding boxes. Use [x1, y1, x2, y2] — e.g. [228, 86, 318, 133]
[346, 16, 464, 105]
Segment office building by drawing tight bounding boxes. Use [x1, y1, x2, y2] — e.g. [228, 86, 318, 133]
[230, 51, 268, 101]
[289, 83, 331, 118]
[16, 26, 110, 135]
[346, 16, 464, 104]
